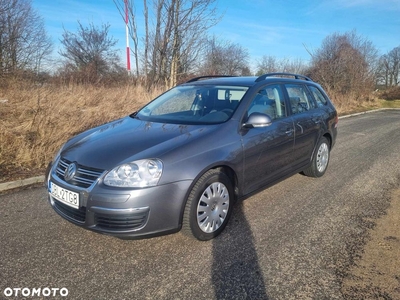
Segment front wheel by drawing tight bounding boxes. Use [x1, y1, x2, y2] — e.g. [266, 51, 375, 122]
[182, 169, 234, 241]
[303, 137, 330, 178]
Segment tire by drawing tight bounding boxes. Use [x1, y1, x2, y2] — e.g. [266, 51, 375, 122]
[303, 137, 330, 178]
[182, 169, 234, 241]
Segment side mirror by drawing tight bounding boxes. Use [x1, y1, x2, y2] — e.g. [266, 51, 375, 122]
[243, 112, 272, 128]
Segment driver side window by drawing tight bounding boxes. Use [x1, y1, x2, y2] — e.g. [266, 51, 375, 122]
[247, 85, 286, 120]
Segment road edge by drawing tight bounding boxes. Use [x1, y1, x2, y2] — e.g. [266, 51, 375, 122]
[1, 108, 400, 192]
[338, 107, 400, 119]
[0, 176, 45, 192]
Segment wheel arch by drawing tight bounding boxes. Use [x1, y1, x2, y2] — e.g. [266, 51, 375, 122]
[178, 164, 239, 228]
[323, 132, 332, 149]
[214, 165, 239, 201]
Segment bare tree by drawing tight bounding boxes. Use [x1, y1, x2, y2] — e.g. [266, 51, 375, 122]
[114, 0, 220, 88]
[59, 22, 122, 83]
[307, 30, 378, 100]
[0, 0, 52, 76]
[387, 47, 400, 86]
[256, 56, 278, 75]
[167, 0, 220, 87]
[256, 56, 308, 75]
[169, 0, 181, 87]
[143, 0, 149, 81]
[199, 37, 250, 76]
[376, 46, 400, 88]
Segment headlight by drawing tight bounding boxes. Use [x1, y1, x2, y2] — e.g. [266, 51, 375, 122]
[104, 159, 163, 188]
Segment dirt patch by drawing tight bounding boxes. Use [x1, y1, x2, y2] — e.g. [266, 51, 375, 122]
[342, 189, 400, 299]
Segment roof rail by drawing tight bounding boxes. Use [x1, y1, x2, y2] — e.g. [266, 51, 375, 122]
[185, 75, 236, 83]
[256, 73, 313, 82]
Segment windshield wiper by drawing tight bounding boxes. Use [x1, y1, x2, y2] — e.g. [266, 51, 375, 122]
[130, 112, 139, 119]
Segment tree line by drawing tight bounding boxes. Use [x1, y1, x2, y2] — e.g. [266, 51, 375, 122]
[0, 0, 52, 77]
[1, 0, 399, 100]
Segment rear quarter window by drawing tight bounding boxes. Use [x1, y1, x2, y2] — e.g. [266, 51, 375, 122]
[308, 85, 328, 107]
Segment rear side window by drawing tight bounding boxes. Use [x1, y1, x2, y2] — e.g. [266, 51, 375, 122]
[308, 85, 328, 107]
[285, 84, 316, 114]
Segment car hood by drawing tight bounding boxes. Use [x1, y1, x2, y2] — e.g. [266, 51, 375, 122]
[61, 116, 213, 170]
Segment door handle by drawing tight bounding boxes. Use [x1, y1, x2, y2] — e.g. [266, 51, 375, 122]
[285, 129, 294, 135]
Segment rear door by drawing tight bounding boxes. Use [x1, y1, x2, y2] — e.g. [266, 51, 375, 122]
[284, 83, 321, 169]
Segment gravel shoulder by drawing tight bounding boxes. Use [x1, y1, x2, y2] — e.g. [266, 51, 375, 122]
[342, 189, 400, 299]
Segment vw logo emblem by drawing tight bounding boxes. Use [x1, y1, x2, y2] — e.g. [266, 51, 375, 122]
[64, 162, 77, 181]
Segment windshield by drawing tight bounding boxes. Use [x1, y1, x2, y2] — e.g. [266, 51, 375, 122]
[136, 85, 249, 124]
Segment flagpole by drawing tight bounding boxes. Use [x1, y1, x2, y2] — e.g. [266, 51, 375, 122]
[125, 0, 131, 74]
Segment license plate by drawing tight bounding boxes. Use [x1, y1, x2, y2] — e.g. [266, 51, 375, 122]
[50, 182, 79, 209]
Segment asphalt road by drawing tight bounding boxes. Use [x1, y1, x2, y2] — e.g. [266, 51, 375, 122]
[1, 110, 400, 300]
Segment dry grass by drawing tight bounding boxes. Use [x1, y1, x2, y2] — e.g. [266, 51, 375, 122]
[0, 82, 163, 182]
[330, 90, 400, 115]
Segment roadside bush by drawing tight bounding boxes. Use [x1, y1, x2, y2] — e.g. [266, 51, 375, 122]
[380, 87, 400, 100]
[321, 86, 379, 114]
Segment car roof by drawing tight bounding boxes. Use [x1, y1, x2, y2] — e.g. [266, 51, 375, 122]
[180, 73, 316, 87]
[181, 76, 258, 87]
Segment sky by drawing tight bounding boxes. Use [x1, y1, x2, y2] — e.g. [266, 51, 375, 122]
[32, 0, 400, 71]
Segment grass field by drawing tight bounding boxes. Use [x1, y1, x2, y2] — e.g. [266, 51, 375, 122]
[0, 83, 162, 182]
[1, 82, 399, 183]
[380, 99, 400, 109]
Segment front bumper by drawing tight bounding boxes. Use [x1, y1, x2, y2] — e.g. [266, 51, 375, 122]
[46, 162, 193, 239]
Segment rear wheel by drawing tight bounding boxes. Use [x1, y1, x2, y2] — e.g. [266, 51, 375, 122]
[303, 137, 330, 178]
[183, 169, 233, 241]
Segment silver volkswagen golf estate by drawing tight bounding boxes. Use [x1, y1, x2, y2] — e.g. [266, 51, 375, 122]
[46, 73, 338, 240]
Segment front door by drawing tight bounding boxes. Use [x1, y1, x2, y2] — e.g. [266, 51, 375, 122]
[241, 84, 295, 195]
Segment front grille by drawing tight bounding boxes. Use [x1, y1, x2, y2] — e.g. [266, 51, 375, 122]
[95, 211, 148, 231]
[56, 158, 104, 188]
[53, 200, 86, 223]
